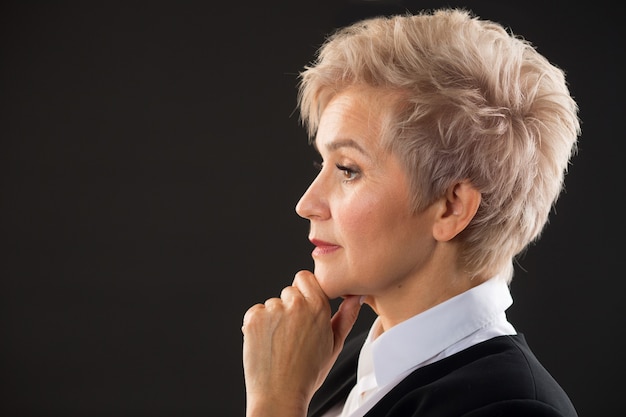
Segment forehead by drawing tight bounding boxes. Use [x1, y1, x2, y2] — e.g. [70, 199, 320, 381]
[314, 87, 394, 153]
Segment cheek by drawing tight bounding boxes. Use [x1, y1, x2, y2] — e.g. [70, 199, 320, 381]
[337, 194, 390, 240]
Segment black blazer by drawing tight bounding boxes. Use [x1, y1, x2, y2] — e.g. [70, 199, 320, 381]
[308, 332, 578, 417]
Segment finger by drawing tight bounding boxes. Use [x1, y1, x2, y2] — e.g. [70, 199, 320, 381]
[243, 303, 264, 325]
[263, 297, 283, 312]
[280, 285, 303, 304]
[242, 297, 283, 328]
[242, 303, 266, 334]
[330, 295, 362, 353]
[291, 270, 326, 303]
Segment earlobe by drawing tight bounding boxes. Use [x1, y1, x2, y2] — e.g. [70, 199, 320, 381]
[433, 180, 481, 242]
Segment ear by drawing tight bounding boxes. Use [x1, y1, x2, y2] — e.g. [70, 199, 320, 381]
[432, 180, 481, 242]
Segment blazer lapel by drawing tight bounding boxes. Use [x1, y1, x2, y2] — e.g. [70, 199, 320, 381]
[308, 331, 367, 417]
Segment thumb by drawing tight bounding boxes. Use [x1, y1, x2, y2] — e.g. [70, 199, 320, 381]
[330, 295, 363, 355]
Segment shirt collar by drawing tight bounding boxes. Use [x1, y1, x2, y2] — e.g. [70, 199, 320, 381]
[362, 276, 513, 387]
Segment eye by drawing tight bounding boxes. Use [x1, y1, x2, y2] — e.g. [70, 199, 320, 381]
[336, 163, 360, 181]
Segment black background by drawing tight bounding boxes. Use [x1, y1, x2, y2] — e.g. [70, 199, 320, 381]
[1, 1, 623, 416]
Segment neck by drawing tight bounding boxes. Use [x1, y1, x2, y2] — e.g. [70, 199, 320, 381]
[366, 250, 488, 333]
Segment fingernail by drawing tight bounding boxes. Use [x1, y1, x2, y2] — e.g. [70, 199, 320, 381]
[359, 295, 366, 305]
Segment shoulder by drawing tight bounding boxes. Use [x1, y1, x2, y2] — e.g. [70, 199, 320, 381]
[368, 334, 578, 417]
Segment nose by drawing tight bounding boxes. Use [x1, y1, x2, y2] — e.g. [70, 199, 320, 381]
[295, 173, 329, 220]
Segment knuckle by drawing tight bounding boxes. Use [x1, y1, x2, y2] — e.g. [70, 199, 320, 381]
[279, 285, 294, 298]
[243, 303, 264, 322]
[281, 285, 304, 303]
[263, 297, 283, 311]
[242, 307, 262, 332]
[293, 270, 312, 285]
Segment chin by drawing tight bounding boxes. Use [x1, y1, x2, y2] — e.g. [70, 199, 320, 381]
[313, 267, 349, 300]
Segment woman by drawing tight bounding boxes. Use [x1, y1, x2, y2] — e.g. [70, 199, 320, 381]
[242, 8, 580, 417]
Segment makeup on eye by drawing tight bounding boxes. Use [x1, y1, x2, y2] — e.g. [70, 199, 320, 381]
[336, 163, 360, 181]
[312, 159, 361, 181]
[313, 161, 361, 181]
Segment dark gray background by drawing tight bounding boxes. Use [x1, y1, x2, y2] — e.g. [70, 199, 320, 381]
[1, 0, 623, 416]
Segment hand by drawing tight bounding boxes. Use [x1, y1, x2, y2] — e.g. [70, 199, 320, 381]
[242, 270, 362, 417]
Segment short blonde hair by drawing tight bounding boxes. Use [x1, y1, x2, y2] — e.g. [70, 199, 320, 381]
[297, 8, 580, 282]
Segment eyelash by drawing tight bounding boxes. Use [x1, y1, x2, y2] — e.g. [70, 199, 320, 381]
[312, 160, 360, 182]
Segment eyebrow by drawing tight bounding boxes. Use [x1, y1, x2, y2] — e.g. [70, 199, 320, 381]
[315, 138, 371, 159]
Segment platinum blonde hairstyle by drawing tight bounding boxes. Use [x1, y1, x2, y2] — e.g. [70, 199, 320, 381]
[297, 8, 580, 283]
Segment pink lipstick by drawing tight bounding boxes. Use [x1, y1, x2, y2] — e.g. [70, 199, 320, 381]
[310, 238, 341, 256]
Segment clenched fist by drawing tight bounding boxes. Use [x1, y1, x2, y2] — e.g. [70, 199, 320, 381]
[242, 270, 362, 417]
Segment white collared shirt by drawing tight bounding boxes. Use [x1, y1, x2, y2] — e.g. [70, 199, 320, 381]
[322, 277, 517, 417]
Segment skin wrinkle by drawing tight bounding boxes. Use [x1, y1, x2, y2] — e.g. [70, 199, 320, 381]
[243, 9, 580, 416]
[296, 87, 480, 331]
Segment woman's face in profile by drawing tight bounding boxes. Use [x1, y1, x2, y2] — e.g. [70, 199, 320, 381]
[296, 87, 438, 303]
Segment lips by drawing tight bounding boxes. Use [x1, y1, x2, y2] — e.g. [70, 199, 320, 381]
[310, 238, 341, 256]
